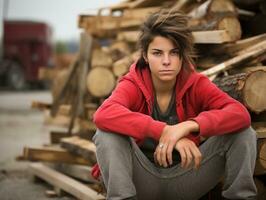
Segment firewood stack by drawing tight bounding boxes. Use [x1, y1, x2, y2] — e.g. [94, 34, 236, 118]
[22, 0, 266, 199]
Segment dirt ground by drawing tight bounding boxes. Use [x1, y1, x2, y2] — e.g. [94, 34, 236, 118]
[0, 90, 75, 200]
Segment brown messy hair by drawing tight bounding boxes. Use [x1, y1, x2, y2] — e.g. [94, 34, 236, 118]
[136, 9, 195, 71]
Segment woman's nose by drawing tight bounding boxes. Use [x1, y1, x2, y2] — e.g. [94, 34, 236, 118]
[162, 54, 170, 65]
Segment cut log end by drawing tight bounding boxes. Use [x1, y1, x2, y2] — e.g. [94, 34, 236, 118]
[208, 0, 236, 15]
[243, 70, 266, 113]
[217, 17, 241, 41]
[112, 56, 132, 78]
[87, 67, 116, 98]
[91, 48, 113, 68]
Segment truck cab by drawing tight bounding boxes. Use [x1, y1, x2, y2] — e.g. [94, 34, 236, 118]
[0, 20, 53, 90]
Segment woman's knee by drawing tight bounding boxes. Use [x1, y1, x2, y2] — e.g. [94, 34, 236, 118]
[93, 129, 134, 168]
[231, 127, 257, 148]
[238, 127, 257, 142]
[93, 129, 131, 149]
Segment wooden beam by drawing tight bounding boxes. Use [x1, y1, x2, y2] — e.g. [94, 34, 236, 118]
[32, 102, 71, 117]
[201, 40, 266, 77]
[173, 0, 192, 11]
[51, 58, 79, 117]
[67, 32, 93, 135]
[29, 163, 104, 200]
[18, 146, 91, 166]
[43, 110, 72, 127]
[47, 163, 98, 183]
[50, 131, 70, 144]
[31, 101, 52, 110]
[122, 6, 159, 19]
[210, 33, 266, 57]
[117, 30, 233, 44]
[192, 30, 231, 43]
[129, 0, 152, 8]
[117, 31, 139, 42]
[110, 1, 131, 12]
[60, 136, 96, 164]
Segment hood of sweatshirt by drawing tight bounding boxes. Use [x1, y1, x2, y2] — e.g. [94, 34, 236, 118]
[120, 62, 199, 110]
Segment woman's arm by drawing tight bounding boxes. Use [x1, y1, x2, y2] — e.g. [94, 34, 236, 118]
[93, 78, 166, 141]
[191, 75, 251, 137]
[154, 120, 200, 167]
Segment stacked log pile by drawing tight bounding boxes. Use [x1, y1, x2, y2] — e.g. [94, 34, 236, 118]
[21, 0, 266, 199]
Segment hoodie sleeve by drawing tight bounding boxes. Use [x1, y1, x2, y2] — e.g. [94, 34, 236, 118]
[93, 78, 166, 141]
[191, 76, 251, 137]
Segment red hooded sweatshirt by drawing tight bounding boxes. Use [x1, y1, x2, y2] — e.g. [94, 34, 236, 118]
[91, 63, 251, 179]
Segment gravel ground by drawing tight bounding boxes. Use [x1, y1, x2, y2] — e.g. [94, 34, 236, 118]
[0, 90, 76, 200]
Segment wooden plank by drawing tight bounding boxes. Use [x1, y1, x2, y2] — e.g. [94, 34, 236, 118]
[210, 33, 266, 57]
[110, 1, 131, 11]
[117, 31, 139, 42]
[50, 131, 70, 144]
[173, 0, 192, 11]
[51, 58, 79, 117]
[44, 110, 91, 131]
[29, 163, 104, 200]
[201, 40, 266, 77]
[43, 110, 72, 127]
[129, 0, 152, 8]
[123, 6, 159, 19]
[68, 32, 93, 135]
[60, 136, 96, 164]
[57, 104, 71, 116]
[192, 30, 231, 44]
[80, 9, 239, 42]
[80, 15, 142, 34]
[47, 163, 98, 183]
[32, 102, 71, 116]
[117, 30, 233, 44]
[31, 101, 52, 110]
[18, 146, 91, 165]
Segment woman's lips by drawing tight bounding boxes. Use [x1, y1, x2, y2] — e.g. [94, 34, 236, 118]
[159, 70, 174, 74]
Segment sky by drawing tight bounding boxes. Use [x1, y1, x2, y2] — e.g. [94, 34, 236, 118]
[0, 0, 122, 41]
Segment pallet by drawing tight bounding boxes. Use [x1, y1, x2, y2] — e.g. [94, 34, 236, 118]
[29, 163, 105, 200]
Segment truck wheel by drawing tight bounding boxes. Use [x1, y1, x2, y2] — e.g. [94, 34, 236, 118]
[7, 63, 26, 90]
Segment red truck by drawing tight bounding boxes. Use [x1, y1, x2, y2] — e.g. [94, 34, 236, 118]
[0, 20, 53, 89]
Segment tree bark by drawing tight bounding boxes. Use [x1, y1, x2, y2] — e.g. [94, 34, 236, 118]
[213, 69, 266, 113]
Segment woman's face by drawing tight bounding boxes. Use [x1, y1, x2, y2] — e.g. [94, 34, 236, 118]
[145, 36, 182, 83]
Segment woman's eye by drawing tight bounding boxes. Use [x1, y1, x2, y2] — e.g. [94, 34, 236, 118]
[171, 50, 179, 55]
[152, 51, 162, 56]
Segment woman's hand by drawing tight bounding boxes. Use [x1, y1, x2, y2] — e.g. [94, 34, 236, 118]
[175, 138, 202, 169]
[154, 120, 199, 167]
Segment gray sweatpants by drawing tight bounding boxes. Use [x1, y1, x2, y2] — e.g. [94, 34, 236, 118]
[93, 127, 257, 200]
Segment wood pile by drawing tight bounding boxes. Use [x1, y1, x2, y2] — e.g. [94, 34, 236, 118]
[21, 0, 266, 199]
